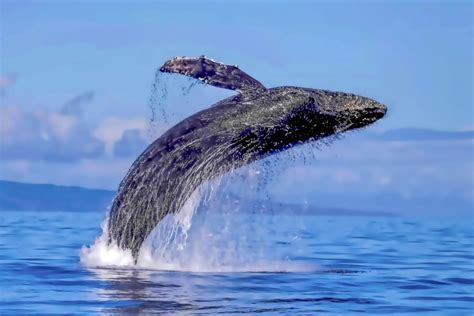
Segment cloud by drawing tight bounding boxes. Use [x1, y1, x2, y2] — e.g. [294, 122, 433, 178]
[60, 91, 95, 116]
[266, 130, 473, 214]
[0, 73, 17, 97]
[113, 129, 148, 157]
[0, 105, 104, 162]
[0, 89, 162, 162]
[1, 87, 471, 215]
[93, 117, 149, 155]
[1, 91, 100, 162]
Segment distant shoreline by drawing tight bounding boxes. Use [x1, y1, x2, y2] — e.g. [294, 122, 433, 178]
[0, 180, 394, 217]
[0, 180, 115, 212]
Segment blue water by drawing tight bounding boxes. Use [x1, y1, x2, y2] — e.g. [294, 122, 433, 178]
[1, 210, 473, 315]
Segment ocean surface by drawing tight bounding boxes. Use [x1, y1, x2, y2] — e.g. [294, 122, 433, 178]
[1, 209, 473, 315]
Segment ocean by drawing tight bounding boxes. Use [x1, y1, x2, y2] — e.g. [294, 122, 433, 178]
[1, 209, 473, 315]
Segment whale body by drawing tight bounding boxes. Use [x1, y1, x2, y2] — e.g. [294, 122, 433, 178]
[107, 56, 387, 260]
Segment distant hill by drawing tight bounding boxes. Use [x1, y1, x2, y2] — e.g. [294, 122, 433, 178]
[3, 180, 468, 217]
[0, 180, 393, 216]
[0, 180, 115, 212]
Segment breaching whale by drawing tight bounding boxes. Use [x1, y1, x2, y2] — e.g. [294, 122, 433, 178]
[107, 56, 387, 260]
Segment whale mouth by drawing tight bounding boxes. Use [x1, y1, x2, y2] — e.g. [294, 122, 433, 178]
[333, 105, 386, 133]
[351, 105, 387, 130]
[364, 106, 387, 123]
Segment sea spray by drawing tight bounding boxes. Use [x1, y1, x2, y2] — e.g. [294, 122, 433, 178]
[80, 139, 324, 272]
[79, 185, 202, 269]
[81, 141, 323, 271]
[147, 69, 165, 140]
[80, 170, 317, 272]
[80, 218, 135, 267]
[136, 169, 316, 272]
[147, 71, 203, 140]
[137, 185, 204, 270]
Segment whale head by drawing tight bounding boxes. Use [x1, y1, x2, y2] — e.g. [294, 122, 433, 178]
[241, 87, 387, 153]
[309, 88, 387, 132]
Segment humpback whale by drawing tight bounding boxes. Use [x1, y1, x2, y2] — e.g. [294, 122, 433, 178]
[107, 56, 387, 260]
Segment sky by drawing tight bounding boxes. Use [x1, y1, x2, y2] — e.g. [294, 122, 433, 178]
[0, 0, 473, 215]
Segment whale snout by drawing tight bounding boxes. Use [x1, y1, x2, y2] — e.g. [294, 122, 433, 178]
[346, 99, 387, 130]
[373, 101, 387, 115]
[310, 90, 388, 132]
[366, 101, 387, 121]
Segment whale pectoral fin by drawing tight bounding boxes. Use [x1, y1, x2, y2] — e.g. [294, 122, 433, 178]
[159, 56, 266, 93]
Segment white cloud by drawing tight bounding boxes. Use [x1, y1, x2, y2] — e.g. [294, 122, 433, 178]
[113, 129, 148, 158]
[93, 117, 148, 155]
[267, 134, 473, 206]
[48, 113, 80, 140]
[1, 87, 472, 215]
[0, 73, 17, 96]
[0, 88, 161, 162]
[0, 104, 103, 161]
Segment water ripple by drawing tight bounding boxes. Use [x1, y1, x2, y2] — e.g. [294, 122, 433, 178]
[1, 211, 473, 315]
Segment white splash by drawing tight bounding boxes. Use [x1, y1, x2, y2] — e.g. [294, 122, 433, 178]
[80, 219, 135, 267]
[80, 177, 318, 273]
[80, 185, 205, 270]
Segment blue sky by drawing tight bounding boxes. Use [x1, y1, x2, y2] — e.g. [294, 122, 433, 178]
[1, 0, 473, 215]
